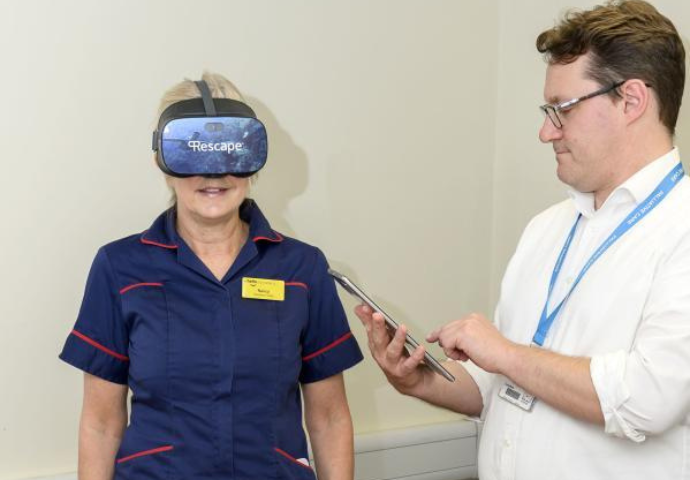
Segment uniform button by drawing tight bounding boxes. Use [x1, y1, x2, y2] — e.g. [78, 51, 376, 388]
[503, 439, 511, 447]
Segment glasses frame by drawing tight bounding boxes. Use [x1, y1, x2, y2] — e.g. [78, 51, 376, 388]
[539, 80, 626, 129]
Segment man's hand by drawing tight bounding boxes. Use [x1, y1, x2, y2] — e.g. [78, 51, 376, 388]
[354, 305, 485, 416]
[354, 304, 430, 394]
[426, 312, 517, 374]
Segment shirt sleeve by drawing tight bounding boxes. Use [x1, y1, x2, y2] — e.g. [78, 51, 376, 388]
[299, 249, 364, 383]
[461, 360, 495, 420]
[59, 248, 130, 385]
[590, 230, 690, 441]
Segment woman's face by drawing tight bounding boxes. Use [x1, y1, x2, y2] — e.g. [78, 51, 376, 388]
[167, 175, 249, 223]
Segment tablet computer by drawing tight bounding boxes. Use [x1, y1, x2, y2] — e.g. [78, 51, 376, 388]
[328, 269, 455, 382]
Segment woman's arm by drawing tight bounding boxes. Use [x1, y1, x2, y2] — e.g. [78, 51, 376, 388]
[79, 373, 128, 480]
[302, 373, 354, 480]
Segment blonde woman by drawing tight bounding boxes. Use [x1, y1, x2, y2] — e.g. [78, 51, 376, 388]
[60, 72, 362, 480]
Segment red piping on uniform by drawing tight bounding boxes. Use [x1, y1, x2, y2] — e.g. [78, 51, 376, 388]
[274, 447, 313, 470]
[119, 282, 163, 294]
[253, 231, 284, 243]
[302, 332, 353, 362]
[116, 445, 174, 463]
[140, 235, 178, 249]
[71, 330, 129, 362]
[285, 281, 308, 291]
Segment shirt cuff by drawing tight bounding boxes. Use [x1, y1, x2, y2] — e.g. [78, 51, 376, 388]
[299, 333, 363, 384]
[590, 351, 645, 442]
[59, 332, 129, 385]
[459, 359, 493, 420]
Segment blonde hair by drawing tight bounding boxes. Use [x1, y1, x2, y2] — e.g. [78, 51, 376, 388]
[156, 72, 258, 204]
[156, 71, 245, 117]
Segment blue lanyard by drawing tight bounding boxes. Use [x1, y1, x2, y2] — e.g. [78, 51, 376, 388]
[532, 163, 685, 346]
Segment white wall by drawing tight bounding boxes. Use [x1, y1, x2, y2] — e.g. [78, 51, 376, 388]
[0, 1, 498, 478]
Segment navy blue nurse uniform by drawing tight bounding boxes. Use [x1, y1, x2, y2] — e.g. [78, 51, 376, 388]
[59, 200, 363, 479]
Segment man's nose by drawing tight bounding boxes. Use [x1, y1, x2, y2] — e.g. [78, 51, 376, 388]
[539, 116, 563, 143]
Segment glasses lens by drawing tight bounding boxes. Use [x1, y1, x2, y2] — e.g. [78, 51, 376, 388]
[542, 106, 561, 128]
[160, 117, 268, 176]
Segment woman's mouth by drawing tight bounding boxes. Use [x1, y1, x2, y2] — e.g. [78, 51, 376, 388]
[197, 187, 229, 197]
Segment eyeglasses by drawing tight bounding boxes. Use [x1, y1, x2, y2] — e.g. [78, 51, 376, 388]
[539, 81, 626, 129]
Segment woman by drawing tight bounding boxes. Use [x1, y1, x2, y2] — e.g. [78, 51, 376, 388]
[60, 72, 363, 479]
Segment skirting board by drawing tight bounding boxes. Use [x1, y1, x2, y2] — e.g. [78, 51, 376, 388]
[26, 419, 478, 480]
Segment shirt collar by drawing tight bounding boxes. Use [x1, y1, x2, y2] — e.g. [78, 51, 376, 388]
[568, 147, 681, 219]
[140, 199, 283, 249]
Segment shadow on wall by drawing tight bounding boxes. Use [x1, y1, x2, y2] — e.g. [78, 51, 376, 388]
[244, 96, 385, 428]
[246, 96, 308, 238]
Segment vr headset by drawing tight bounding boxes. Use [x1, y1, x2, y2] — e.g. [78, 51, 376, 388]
[152, 80, 268, 178]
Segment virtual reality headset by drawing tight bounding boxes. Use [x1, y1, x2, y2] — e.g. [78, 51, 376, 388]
[152, 80, 268, 178]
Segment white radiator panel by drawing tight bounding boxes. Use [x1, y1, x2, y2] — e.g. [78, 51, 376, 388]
[354, 420, 478, 480]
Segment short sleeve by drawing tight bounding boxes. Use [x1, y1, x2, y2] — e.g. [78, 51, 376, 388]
[59, 248, 129, 385]
[299, 250, 363, 383]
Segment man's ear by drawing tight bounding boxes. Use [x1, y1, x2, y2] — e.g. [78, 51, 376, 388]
[619, 79, 650, 125]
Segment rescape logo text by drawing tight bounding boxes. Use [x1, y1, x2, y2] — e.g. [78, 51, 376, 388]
[188, 141, 244, 153]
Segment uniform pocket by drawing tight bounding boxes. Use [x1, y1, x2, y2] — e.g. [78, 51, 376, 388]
[114, 429, 174, 479]
[274, 447, 316, 480]
[117, 445, 174, 463]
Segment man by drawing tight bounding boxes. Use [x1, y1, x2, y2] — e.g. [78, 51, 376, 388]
[356, 1, 688, 478]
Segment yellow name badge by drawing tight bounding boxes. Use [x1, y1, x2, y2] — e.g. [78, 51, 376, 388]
[242, 277, 285, 301]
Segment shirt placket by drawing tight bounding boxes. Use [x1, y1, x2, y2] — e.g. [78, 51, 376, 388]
[497, 411, 520, 480]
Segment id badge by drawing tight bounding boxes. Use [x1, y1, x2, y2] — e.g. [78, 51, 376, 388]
[498, 381, 536, 411]
[242, 277, 285, 301]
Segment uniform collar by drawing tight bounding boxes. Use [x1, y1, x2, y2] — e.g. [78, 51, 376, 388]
[140, 199, 283, 250]
[243, 200, 284, 244]
[139, 209, 179, 249]
[568, 147, 681, 219]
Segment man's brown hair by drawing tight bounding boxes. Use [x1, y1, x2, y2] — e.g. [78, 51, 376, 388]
[536, 0, 685, 134]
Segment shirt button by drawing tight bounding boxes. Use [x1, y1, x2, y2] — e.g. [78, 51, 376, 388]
[504, 439, 511, 447]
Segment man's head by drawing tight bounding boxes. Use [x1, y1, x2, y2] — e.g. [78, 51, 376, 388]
[535, 1, 685, 203]
[537, 0, 685, 135]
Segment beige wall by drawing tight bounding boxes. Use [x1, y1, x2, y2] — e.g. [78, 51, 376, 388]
[1, 0, 688, 478]
[0, 1, 498, 477]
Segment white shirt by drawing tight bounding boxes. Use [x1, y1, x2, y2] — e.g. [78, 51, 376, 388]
[466, 148, 690, 480]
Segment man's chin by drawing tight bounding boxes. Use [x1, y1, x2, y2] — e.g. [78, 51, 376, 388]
[556, 164, 575, 186]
